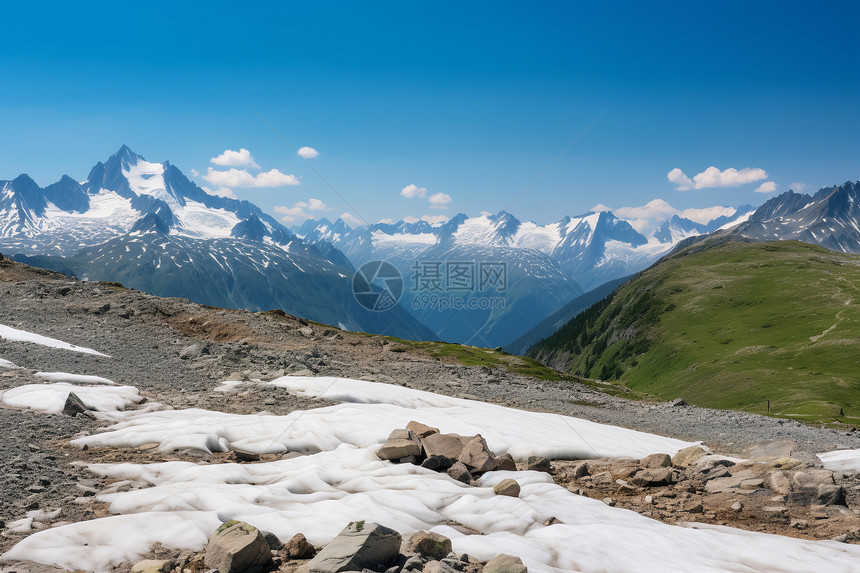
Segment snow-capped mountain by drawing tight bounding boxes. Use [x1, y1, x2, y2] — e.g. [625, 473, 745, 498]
[732, 181, 860, 253]
[0, 146, 436, 341]
[294, 208, 752, 347]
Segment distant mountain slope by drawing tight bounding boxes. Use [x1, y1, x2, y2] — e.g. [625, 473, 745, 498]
[504, 276, 629, 355]
[528, 240, 860, 423]
[732, 181, 860, 253]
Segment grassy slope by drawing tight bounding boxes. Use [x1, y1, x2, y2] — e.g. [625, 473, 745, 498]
[530, 241, 860, 423]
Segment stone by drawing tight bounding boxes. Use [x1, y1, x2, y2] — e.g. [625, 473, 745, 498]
[403, 556, 424, 571]
[262, 530, 284, 550]
[630, 467, 676, 487]
[286, 532, 317, 559]
[179, 343, 210, 360]
[421, 455, 453, 471]
[704, 470, 759, 493]
[423, 561, 459, 573]
[377, 429, 422, 461]
[204, 520, 272, 573]
[525, 456, 551, 472]
[672, 445, 708, 468]
[792, 469, 834, 491]
[701, 466, 731, 481]
[422, 433, 471, 462]
[670, 398, 687, 407]
[406, 531, 453, 560]
[764, 471, 793, 495]
[406, 421, 439, 438]
[130, 560, 173, 573]
[62, 392, 88, 417]
[484, 554, 528, 573]
[298, 521, 401, 573]
[571, 461, 589, 479]
[458, 435, 497, 473]
[602, 497, 616, 506]
[817, 484, 846, 506]
[494, 453, 517, 471]
[493, 479, 521, 497]
[640, 453, 672, 468]
[447, 462, 472, 484]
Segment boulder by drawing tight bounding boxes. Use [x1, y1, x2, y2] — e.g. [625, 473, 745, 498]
[458, 435, 497, 473]
[447, 462, 472, 483]
[493, 479, 521, 497]
[298, 522, 401, 573]
[671, 445, 708, 468]
[764, 471, 793, 495]
[406, 421, 439, 438]
[62, 392, 88, 417]
[286, 532, 317, 559]
[748, 440, 796, 460]
[484, 554, 528, 573]
[817, 484, 846, 506]
[640, 453, 672, 468]
[405, 531, 452, 560]
[130, 560, 173, 573]
[423, 561, 460, 573]
[204, 520, 272, 573]
[525, 456, 551, 472]
[179, 343, 210, 360]
[671, 398, 687, 407]
[377, 429, 422, 461]
[422, 433, 471, 462]
[792, 469, 834, 491]
[570, 462, 589, 479]
[421, 455, 453, 471]
[494, 453, 517, 471]
[630, 467, 676, 487]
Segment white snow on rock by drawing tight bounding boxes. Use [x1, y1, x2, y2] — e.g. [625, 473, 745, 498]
[0, 357, 20, 369]
[6, 446, 860, 573]
[0, 324, 110, 357]
[817, 448, 860, 473]
[0, 383, 142, 413]
[71, 376, 695, 459]
[36, 372, 116, 385]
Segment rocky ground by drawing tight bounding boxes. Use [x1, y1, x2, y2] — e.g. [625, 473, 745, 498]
[2, 253, 860, 570]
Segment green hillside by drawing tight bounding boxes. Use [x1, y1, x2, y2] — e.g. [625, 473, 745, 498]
[528, 240, 860, 423]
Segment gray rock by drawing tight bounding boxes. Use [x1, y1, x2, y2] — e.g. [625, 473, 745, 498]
[406, 531, 452, 560]
[493, 478, 521, 497]
[62, 392, 88, 416]
[403, 556, 424, 571]
[422, 433, 471, 462]
[406, 421, 439, 438]
[204, 520, 272, 573]
[671, 398, 687, 407]
[423, 560, 460, 573]
[458, 435, 497, 473]
[378, 429, 422, 461]
[671, 445, 708, 468]
[630, 467, 676, 487]
[285, 532, 317, 559]
[525, 456, 551, 472]
[447, 462, 472, 483]
[494, 453, 517, 471]
[484, 554, 528, 573]
[792, 469, 834, 491]
[130, 560, 174, 573]
[570, 461, 589, 479]
[179, 343, 210, 360]
[764, 471, 793, 495]
[421, 455, 453, 471]
[298, 522, 401, 573]
[748, 440, 796, 459]
[640, 453, 672, 468]
[261, 530, 284, 550]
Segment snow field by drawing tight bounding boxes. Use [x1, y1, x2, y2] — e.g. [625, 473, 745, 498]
[0, 382, 142, 413]
[0, 323, 110, 356]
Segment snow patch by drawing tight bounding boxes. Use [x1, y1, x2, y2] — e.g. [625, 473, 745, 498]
[0, 324, 109, 356]
[0, 383, 142, 413]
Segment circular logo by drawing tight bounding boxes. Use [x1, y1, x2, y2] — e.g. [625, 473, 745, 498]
[352, 260, 403, 311]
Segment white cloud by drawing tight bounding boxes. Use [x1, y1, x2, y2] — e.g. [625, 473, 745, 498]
[297, 146, 319, 159]
[754, 181, 778, 194]
[203, 167, 299, 188]
[428, 192, 452, 209]
[190, 168, 199, 177]
[201, 186, 237, 199]
[615, 199, 677, 222]
[480, 211, 492, 217]
[378, 218, 398, 224]
[339, 212, 363, 227]
[667, 168, 695, 191]
[307, 198, 328, 211]
[679, 205, 736, 224]
[421, 214, 449, 225]
[210, 148, 260, 169]
[401, 184, 428, 199]
[668, 166, 768, 191]
[789, 182, 809, 192]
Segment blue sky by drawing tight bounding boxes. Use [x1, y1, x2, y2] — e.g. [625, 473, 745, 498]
[2, 1, 858, 231]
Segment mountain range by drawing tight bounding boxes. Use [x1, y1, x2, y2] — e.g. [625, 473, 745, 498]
[0, 146, 435, 341]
